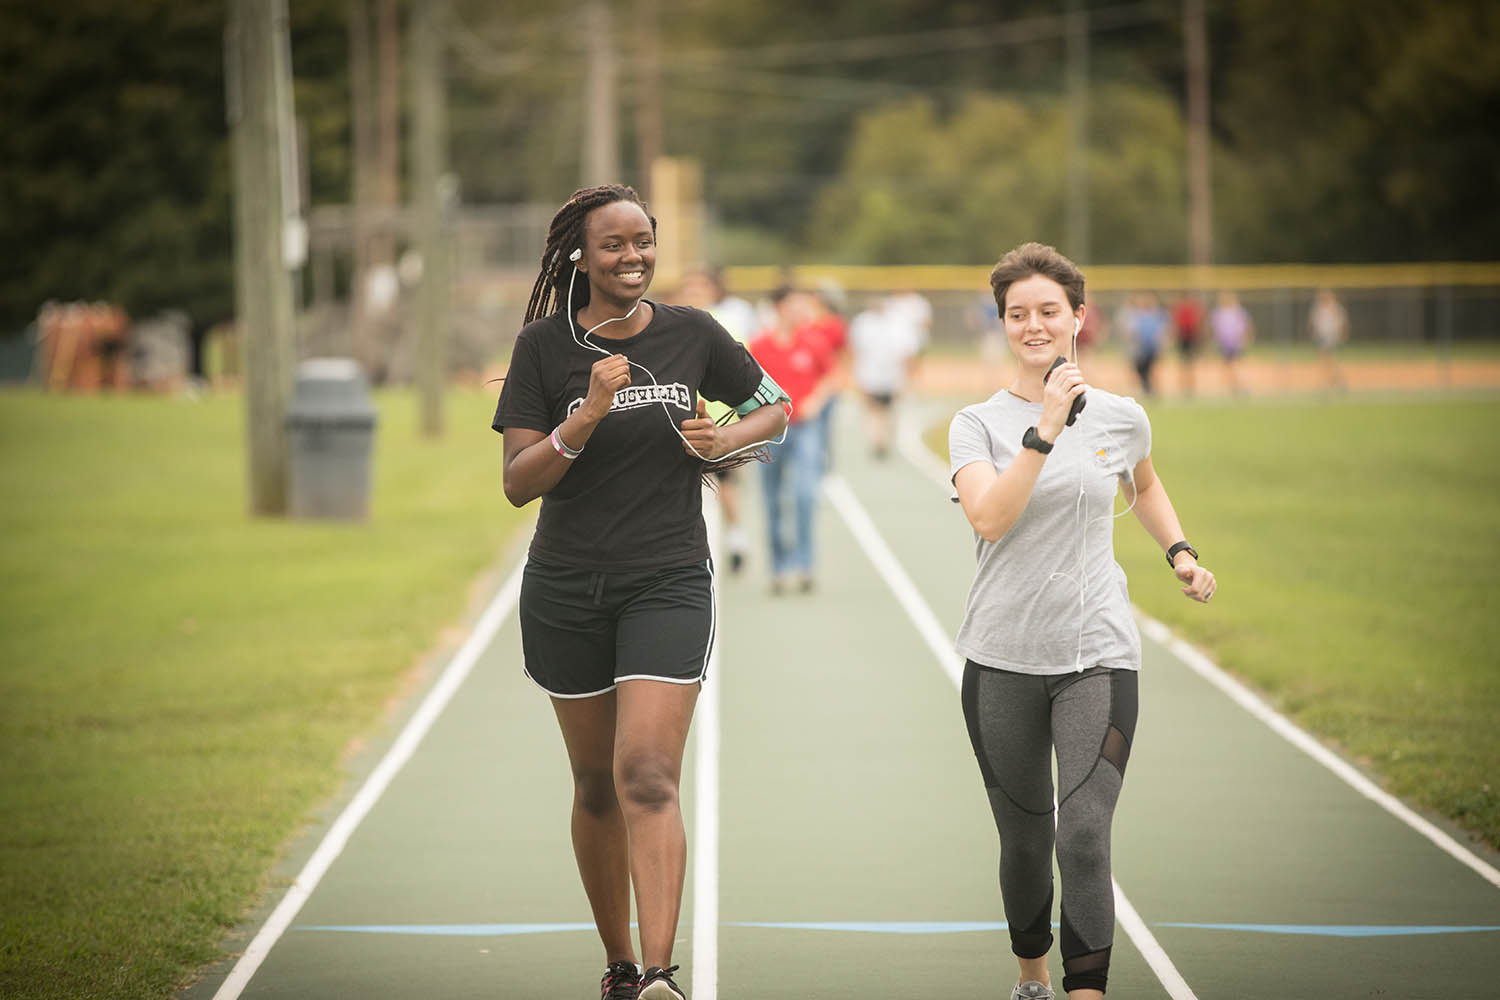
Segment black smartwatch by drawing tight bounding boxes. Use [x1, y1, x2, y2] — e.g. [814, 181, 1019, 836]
[1021, 426, 1054, 454]
[1166, 540, 1198, 568]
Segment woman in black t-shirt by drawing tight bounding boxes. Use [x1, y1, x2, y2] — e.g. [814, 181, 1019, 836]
[492, 184, 788, 1000]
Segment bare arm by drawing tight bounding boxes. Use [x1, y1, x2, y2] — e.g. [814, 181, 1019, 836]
[953, 363, 1088, 542]
[1128, 456, 1216, 602]
[500, 353, 630, 507]
[679, 398, 789, 461]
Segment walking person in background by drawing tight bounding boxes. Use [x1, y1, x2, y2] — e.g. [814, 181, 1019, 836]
[677, 267, 759, 572]
[849, 293, 922, 459]
[1171, 293, 1205, 396]
[1129, 292, 1167, 397]
[1309, 287, 1349, 391]
[804, 281, 850, 471]
[949, 242, 1216, 1000]
[1211, 290, 1254, 394]
[883, 286, 934, 382]
[493, 185, 788, 1000]
[749, 286, 838, 594]
[1075, 294, 1101, 364]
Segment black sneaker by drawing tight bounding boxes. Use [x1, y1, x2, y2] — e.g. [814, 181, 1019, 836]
[638, 965, 685, 1000]
[600, 960, 641, 1000]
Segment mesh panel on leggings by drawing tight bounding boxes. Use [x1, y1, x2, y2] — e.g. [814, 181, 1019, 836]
[1062, 946, 1112, 994]
[1101, 724, 1131, 774]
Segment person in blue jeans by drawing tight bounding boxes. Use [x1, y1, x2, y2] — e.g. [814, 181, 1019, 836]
[748, 287, 838, 593]
[760, 414, 825, 590]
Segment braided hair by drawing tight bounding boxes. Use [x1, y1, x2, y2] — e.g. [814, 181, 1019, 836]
[524, 184, 657, 324]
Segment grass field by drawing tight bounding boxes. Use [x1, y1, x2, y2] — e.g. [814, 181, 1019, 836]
[928, 392, 1500, 853]
[0, 388, 525, 1000]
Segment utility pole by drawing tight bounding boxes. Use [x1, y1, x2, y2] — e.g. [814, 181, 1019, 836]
[1185, 0, 1213, 267]
[227, 0, 296, 516]
[633, 0, 663, 198]
[1065, 0, 1090, 264]
[583, 0, 619, 185]
[412, 0, 450, 437]
[375, 0, 400, 269]
[348, 0, 376, 364]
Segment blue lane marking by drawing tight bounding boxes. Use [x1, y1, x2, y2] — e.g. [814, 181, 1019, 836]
[295, 921, 1500, 938]
[1158, 923, 1500, 938]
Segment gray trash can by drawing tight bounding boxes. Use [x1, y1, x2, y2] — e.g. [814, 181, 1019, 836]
[286, 358, 377, 519]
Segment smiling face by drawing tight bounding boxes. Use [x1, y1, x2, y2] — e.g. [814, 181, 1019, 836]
[1002, 273, 1083, 369]
[578, 200, 656, 306]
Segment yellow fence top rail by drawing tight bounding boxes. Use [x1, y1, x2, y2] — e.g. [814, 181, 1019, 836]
[722, 262, 1500, 294]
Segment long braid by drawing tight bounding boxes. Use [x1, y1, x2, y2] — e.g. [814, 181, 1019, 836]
[523, 184, 657, 324]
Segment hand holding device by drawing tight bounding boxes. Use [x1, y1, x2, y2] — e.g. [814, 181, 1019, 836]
[1044, 355, 1087, 427]
[679, 398, 724, 460]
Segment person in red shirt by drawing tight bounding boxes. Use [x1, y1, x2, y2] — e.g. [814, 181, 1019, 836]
[747, 287, 838, 593]
[1171, 294, 1205, 396]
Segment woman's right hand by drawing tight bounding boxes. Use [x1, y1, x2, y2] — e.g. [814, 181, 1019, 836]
[582, 354, 631, 421]
[1037, 360, 1088, 443]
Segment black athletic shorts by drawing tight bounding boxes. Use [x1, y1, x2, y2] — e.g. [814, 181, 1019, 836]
[519, 557, 716, 698]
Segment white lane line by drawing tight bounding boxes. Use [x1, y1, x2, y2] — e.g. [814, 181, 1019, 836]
[693, 492, 722, 1000]
[1112, 881, 1199, 998]
[1139, 619, 1500, 890]
[902, 406, 1500, 892]
[821, 475, 963, 688]
[211, 556, 528, 1000]
[824, 471, 1199, 1000]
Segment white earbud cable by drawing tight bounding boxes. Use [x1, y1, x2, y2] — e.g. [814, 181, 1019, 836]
[564, 259, 788, 463]
[1044, 313, 1139, 670]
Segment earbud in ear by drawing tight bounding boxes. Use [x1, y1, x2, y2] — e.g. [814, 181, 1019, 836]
[1074, 317, 1082, 336]
[569, 248, 582, 262]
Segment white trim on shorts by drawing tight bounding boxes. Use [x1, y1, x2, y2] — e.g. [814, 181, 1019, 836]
[526, 558, 716, 699]
[523, 668, 616, 700]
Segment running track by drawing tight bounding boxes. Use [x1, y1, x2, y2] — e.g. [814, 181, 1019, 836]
[184, 405, 1500, 999]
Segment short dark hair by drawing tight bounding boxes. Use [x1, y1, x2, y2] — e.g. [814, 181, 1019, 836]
[989, 242, 1085, 313]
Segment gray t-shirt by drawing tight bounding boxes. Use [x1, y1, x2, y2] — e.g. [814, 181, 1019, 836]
[949, 388, 1152, 675]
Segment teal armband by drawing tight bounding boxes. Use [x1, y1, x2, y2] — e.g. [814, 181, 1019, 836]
[733, 371, 791, 416]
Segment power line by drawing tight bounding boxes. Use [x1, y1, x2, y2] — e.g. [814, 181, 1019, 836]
[665, 2, 1164, 69]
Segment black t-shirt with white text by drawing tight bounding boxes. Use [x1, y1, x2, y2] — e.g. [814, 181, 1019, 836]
[492, 302, 765, 571]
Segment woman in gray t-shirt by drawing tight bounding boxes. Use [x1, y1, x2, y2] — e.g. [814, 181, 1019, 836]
[949, 243, 1216, 1000]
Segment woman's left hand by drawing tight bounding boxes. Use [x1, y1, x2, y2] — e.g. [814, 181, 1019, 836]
[680, 399, 723, 460]
[1175, 559, 1216, 603]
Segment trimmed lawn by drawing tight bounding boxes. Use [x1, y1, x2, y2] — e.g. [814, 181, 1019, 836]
[0, 388, 525, 999]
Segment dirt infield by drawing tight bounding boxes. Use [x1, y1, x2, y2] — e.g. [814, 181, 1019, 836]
[913, 353, 1500, 400]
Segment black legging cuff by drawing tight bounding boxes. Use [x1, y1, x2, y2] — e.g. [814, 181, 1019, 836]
[1061, 944, 1111, 994]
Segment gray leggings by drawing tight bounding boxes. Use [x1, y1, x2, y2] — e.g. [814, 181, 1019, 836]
[961, 662, 1138, 995]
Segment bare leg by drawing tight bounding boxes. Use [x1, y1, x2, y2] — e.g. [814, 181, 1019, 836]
[614, 679, 699, 971]
[1018, 954, 1051, 988]
[551, 692, 636, 965]
[719, 478, 740, 528]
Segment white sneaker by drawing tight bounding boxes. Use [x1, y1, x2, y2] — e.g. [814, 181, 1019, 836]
[1011, 982, 1055, 1000]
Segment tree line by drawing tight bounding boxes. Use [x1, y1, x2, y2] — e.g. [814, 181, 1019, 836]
[2, 0, 1496, 335]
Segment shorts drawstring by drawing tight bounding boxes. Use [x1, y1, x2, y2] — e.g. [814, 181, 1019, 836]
[589, 571, 606, 606]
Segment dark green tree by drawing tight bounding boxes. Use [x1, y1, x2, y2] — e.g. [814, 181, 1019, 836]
[0, 0, 351, 340]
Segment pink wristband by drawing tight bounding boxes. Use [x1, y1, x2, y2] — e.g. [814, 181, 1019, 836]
[550, 427, 581, 460]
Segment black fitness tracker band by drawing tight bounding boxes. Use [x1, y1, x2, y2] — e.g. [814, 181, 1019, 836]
[1166, 540, 1198, 568]
[1021, 426, 1053, 454]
